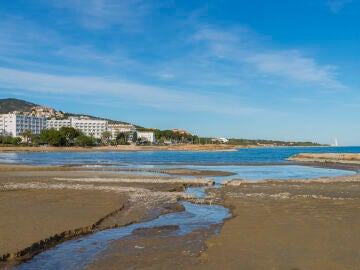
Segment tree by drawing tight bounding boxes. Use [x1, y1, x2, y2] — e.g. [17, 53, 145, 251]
[11, 137, 22, 145]
[31, 135, 41, 146]
[59, 127, 82, 146]
[101, 131, 112, 145]
[116, 132, 130, 145]
[20, 129, 32, 144]
[1, 136, 13, 145]
[74, 135, 95, 147]
[132, 132, 137, 143]
[40, 129, 65, 146]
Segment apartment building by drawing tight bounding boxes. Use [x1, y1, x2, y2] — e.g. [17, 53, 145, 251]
[0, 113, 46, 137]
[137, 131, 155, 143]
[108, 124, 136, 141]
[46, 117, 107, 139]
[46, 119, 71, 130]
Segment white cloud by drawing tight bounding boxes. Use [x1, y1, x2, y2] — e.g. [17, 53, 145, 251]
[51, 0, 151, 30]
[246, 50, 345, 89]
[192, 27, 346, 89]
[0, 67, 261, 116]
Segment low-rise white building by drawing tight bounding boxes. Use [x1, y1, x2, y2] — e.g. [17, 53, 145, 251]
[0, 113, 46, 137]
[46, 117, 107, 139]
[71, 118, 107, 139]
[108, 124, 136, 141]
[211, 137, 229, 144]
[137, 131, 155, 143]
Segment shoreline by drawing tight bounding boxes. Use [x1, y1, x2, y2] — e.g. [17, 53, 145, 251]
[0, 145, 240, 153]
[0, 169, 208, 267]
[288, 153, 360, 165]
[1, 161, 360, 269]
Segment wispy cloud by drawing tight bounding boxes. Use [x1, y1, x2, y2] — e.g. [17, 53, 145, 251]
[0, 67, 261, 116]
[51, 0, 151, 30]
[246, 50, 344, 89]
[327, 0, 353, 13]
[192, 27, 346, 89]
[0, 16, 62, 56]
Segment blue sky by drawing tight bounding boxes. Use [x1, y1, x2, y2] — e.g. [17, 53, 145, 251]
[0, 0, 359, 145]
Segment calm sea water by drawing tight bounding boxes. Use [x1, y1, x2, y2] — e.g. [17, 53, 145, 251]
[0, 146, 359, 166]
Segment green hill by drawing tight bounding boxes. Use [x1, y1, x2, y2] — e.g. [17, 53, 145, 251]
[0, 98, 38, 114]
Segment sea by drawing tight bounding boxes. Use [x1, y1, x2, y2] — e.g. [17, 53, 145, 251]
[1, 146, 360, 166]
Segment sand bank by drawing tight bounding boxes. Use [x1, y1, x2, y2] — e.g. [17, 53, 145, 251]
[2, 164, 360, 269]
[288, 153, 360, 165]
[71, 172, 360, 270]
[0, 144, 239, 153]
[0, 168, 208, 266]
[197, 175, 360, 270]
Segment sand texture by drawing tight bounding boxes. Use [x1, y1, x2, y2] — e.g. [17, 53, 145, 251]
[0, 167, 205, 264]
[0, 144, 239, 153]
[197, 177, 360, 270]
[288, 153, 360, 165]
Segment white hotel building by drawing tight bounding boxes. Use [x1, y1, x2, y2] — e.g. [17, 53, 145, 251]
[108, 124, 136, 141]
[47, 117, 107, 139]
[137, 131, 155, 143]
[0, 113, 47, 137]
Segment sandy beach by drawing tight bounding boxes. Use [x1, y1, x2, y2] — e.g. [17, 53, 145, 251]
[80, 172, 360, 270]
[1, 162, 360, 269]
[198, 175, 360, 270]
[288, 153, 360, 165]
[0, 165, 211, 267]
[0, 144, 240, 153]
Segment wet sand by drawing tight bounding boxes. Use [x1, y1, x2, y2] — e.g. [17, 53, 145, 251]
[0, 144, 239, 153]
[119, 168, 236, 177]
[0, 165, 235, 177]
[82, 173, 360, 270]
[2, 164, 360, 269]
[0, 166, 209, 265]
[198, 175, 360, 270]
[288, 153, 360, 165]
[86, 225, 218, 270]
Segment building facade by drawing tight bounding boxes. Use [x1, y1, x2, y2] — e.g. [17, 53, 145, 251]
[46, 117, 107, 139]
[137, 131, 155, 143]
[0, 113, 47, 137]
[108, 124, 136, 141]
[46, 119, 71, 130]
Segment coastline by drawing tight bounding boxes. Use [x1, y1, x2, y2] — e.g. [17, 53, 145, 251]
[0, 144, 240, 153]
[1, 161, 360, 269]
[288, 153, 360, 165]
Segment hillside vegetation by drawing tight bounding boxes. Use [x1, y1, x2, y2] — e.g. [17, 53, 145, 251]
[0, 98, 38, 114]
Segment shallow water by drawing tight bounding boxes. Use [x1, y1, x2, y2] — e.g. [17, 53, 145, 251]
[114, 164, 356, 183]
[13, 200, 230, 270]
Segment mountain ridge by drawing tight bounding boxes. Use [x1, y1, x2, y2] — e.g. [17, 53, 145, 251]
[0, 98, 38, 114]
[0, 98, 132, 125]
